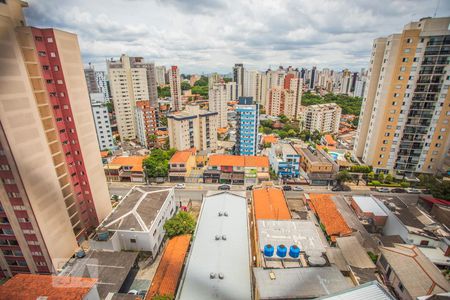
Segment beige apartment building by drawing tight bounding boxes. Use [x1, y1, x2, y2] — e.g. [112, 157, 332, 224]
[354, 17, 450, 176]
[208, 83, 228, 128]
[107, 54, 158, 141]
[300, 103, 342, 134]
[0, 0, 112, 278]
[167, 105, 218, 151]
[169, 65, 182, 111]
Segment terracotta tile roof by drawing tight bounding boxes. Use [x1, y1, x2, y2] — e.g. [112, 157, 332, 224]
[217, 127, 228, 134]
[100, 151, 109, 158]
[253, 187, 291, 220]
[110, 156, 144, 173]
[170, 151, 192, 164]
[0, 274, 96, 300]
[147, 235, 191, 299]
[309, 194, 352, 241]
[208, 155, 269, 168]
[324, 134, 336, 146]
[262, 135, 278, 144]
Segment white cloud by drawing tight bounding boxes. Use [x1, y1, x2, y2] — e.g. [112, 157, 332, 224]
[25, 0, 450, 74]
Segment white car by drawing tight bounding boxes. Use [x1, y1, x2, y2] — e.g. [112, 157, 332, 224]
[406, 188, 421, 194]
[175, 183, 186, 189]
[376, 187, 390, 193]
[293, 186, 304, 191]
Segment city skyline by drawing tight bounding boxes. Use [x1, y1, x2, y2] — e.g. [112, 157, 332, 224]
[25, 0, 450, 73]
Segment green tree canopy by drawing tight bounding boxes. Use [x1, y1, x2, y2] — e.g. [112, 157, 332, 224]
[181, 81, 191, 91]
[143, 148, 176, 178]
[302, 91, 362, 115]
[164, 211, 196, 238]
[194, 76, 208, 86]
[157, 86, 171, 98]
[336, 170, 352, 185]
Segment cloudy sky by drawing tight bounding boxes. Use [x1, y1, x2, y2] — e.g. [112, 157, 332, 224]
[25, 0, 449, 74]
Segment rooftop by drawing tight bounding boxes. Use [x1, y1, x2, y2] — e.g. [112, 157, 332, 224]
[309, 194, 352, 241]
[0, 274, 97, 300]
[324, 134, 336, 146]
[108, 156, 145, 172]
[253, 266, 353, 299]
[147, 235, 191, 299]
[352, 196, 388, 217]
[253, 187, 291, 220]
[299, 146, 334, 164]
[336, 236, 376, 269]
[319, 281, 395, 300]
[380, 244, 450, 298]
[257, 219, 327, 254]
[100, 186, 172, 231]
[208, 154, 269, 168]
[59, 250, 139, 299]
[177, 192, 251, 300]
[262, 135, 278, 144]
[169, 150, 193, 164]
[273, 142, 299, 157]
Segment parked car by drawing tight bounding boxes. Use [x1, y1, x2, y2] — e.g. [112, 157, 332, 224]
[128, 290, 138, 295]
[218, 184, 231, 190]
[293, 186, 304, 191]
[175, 183, 186, 189]
[282, 185, 292, 191]
[391, 188, 406, 193]
[246, 185, 254, 190]
[376, 187, 390, 193]
[332, 185, 351, 192]
[406, 188, 421, 194]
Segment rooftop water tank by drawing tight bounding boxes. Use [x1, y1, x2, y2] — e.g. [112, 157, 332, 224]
[308, 255, 326, 267]
[276, 244, 287, 258]
[264, 244, 274, 257]
[97, 230, 109, 241]
[289, 245, 300, 258]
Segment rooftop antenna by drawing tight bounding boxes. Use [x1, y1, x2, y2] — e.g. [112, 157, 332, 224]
[434, 0, 440, 17]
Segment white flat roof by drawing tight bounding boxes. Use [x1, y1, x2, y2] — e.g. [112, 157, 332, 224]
[257, 219, 327, 254]
[177, 192, 251, 300]
[352, 196, 388, 216]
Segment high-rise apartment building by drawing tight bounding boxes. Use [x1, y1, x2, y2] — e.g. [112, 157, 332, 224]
[84, 64, 109, 102]
[267, 77, 302, 119]
[155, 65, 166, 86]
[0, 0, 112, 277]
[355, 17, 450, 176]
[169, 66, 182, 111]
[91, 103, 114, 150]
[300, 103, 342, 134]
[208, 83, 228, 128]
[244, 70, 263, 104]
[107, 55, 150, 141]
[135, 100, 158, 148]
[236, 97, 259, 156]
[226, 82, 237, 102]
[208, 72, 221, 90]
[233, 63, 245, 99]
[309, 66, 317, 89]
[167, 105, 218, 151]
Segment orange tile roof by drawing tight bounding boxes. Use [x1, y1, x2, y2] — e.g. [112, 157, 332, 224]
[0, 274, 97, 300]
[100, 151, 109, 158]
[110, 156, 145, 172]
[262, 135, 278, 144]
[170, 151, 192, 164]
[324, 134, 336, 146]
[156, 130, 168, 136]
[309, 194, 352, 241]
[253, 187, 291, 220]
[217, 127, 228, 134]
[208, 155, 269, 168]
[147, 235, 191, 299]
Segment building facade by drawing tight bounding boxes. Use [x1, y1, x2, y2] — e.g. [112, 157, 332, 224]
[208, 83, 228, 128]
[135, 100, 157, 148]
[91, 102, 114, 150]
[354, 17, 450, 176]
[235, 97, 259, 156]
[0, 0, 111, 277]
[167, 105, 218, 151]
[233, 63, 245, 99]
[168, 66, 182, 111]
[269, 143, 300, 178]
[300, 103, 342, 134]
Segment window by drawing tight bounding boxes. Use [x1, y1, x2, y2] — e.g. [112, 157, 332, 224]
[398, 283, 405, 292]
[130, 238, 136, 243]
[50, 52, 56, 58]
[402, 58, 408, 62]
[47, 37, 53, 43]
[406, 38, 413, 43]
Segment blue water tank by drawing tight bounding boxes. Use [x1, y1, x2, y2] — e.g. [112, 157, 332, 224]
[97, 231, 109, 241]
[264, 244, 274, 257]
[289, 245, 300, 258]
[276, 244, 287, 258]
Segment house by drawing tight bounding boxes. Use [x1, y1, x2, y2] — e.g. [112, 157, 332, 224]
[252, 187, 291, 221]
[104, 156, 145, 182]
[261, 134, 278, 146]
[319, 281, 395, 300]
[295, 146, 338, 185]
[90, 187, 176, 256]
[269, 142, 300, 179]
[0, 274, 99, 300]
[204, 154, 270, 185]
[177, 192, 251, 299]
[351, 195, 388, 227]
[308, 194, 352, 242]
[168, 150, 196, 182]
[321, 134, 337, 149]
[377, 244, 450, 300]
[147, 235, 191, 299]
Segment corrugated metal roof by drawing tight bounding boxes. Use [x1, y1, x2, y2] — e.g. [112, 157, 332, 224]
[319, 281, 395, 300]
[352, 196, 388, 216]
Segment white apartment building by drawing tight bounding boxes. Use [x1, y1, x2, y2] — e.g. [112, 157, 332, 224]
[226, 82, 237, 101]
[300, 103, 342, 134]
[167, 105, 218, 151]
[155, 65, 166, 86]
[209, 83, 228, 128]
[244, 70, 263, 104]
[169, 65, 182, 111]
[91, 102, 114, 150]
[107, 55, 150, 141]
[267, 78, 302, 119]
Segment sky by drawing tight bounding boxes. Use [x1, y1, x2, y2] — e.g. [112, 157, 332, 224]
[25, 0, 450, 74]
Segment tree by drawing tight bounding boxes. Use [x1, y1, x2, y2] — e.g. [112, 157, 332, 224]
[302, 91, 363, 115]
[164, 212, 196, 238]
[105, 101, 114, 113]
[193, 76, 208, 86]
[157, 86, 171, 98]
[279, 114, 289, 124]
[430, 181, 450, 200]
[377, 173, 385, 183]
[181, 81, 191, 91]
[143, 148, 176, 178]
[262, 127, 272, 134]
[385, 174, 394, 183]
[367, 171, 375, 181]
[336, 170, 352, 185]
[159, 116, 168, 127]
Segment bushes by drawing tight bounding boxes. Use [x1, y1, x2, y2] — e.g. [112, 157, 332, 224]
[400, 181, 410, 188]
[369, 180, 381, 186]
[350, 165, 372, 173]
[163, 212, 196, 238]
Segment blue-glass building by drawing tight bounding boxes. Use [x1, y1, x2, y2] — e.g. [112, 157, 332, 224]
[235, 97, 259, 156]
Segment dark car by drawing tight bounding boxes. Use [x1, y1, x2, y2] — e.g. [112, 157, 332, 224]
[246, 185, 254, 190]
[218, 184, 231, 190]
[332, 185, 351, 192]
[391, 188, 406, 193]
[283, 185, 292, 191]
